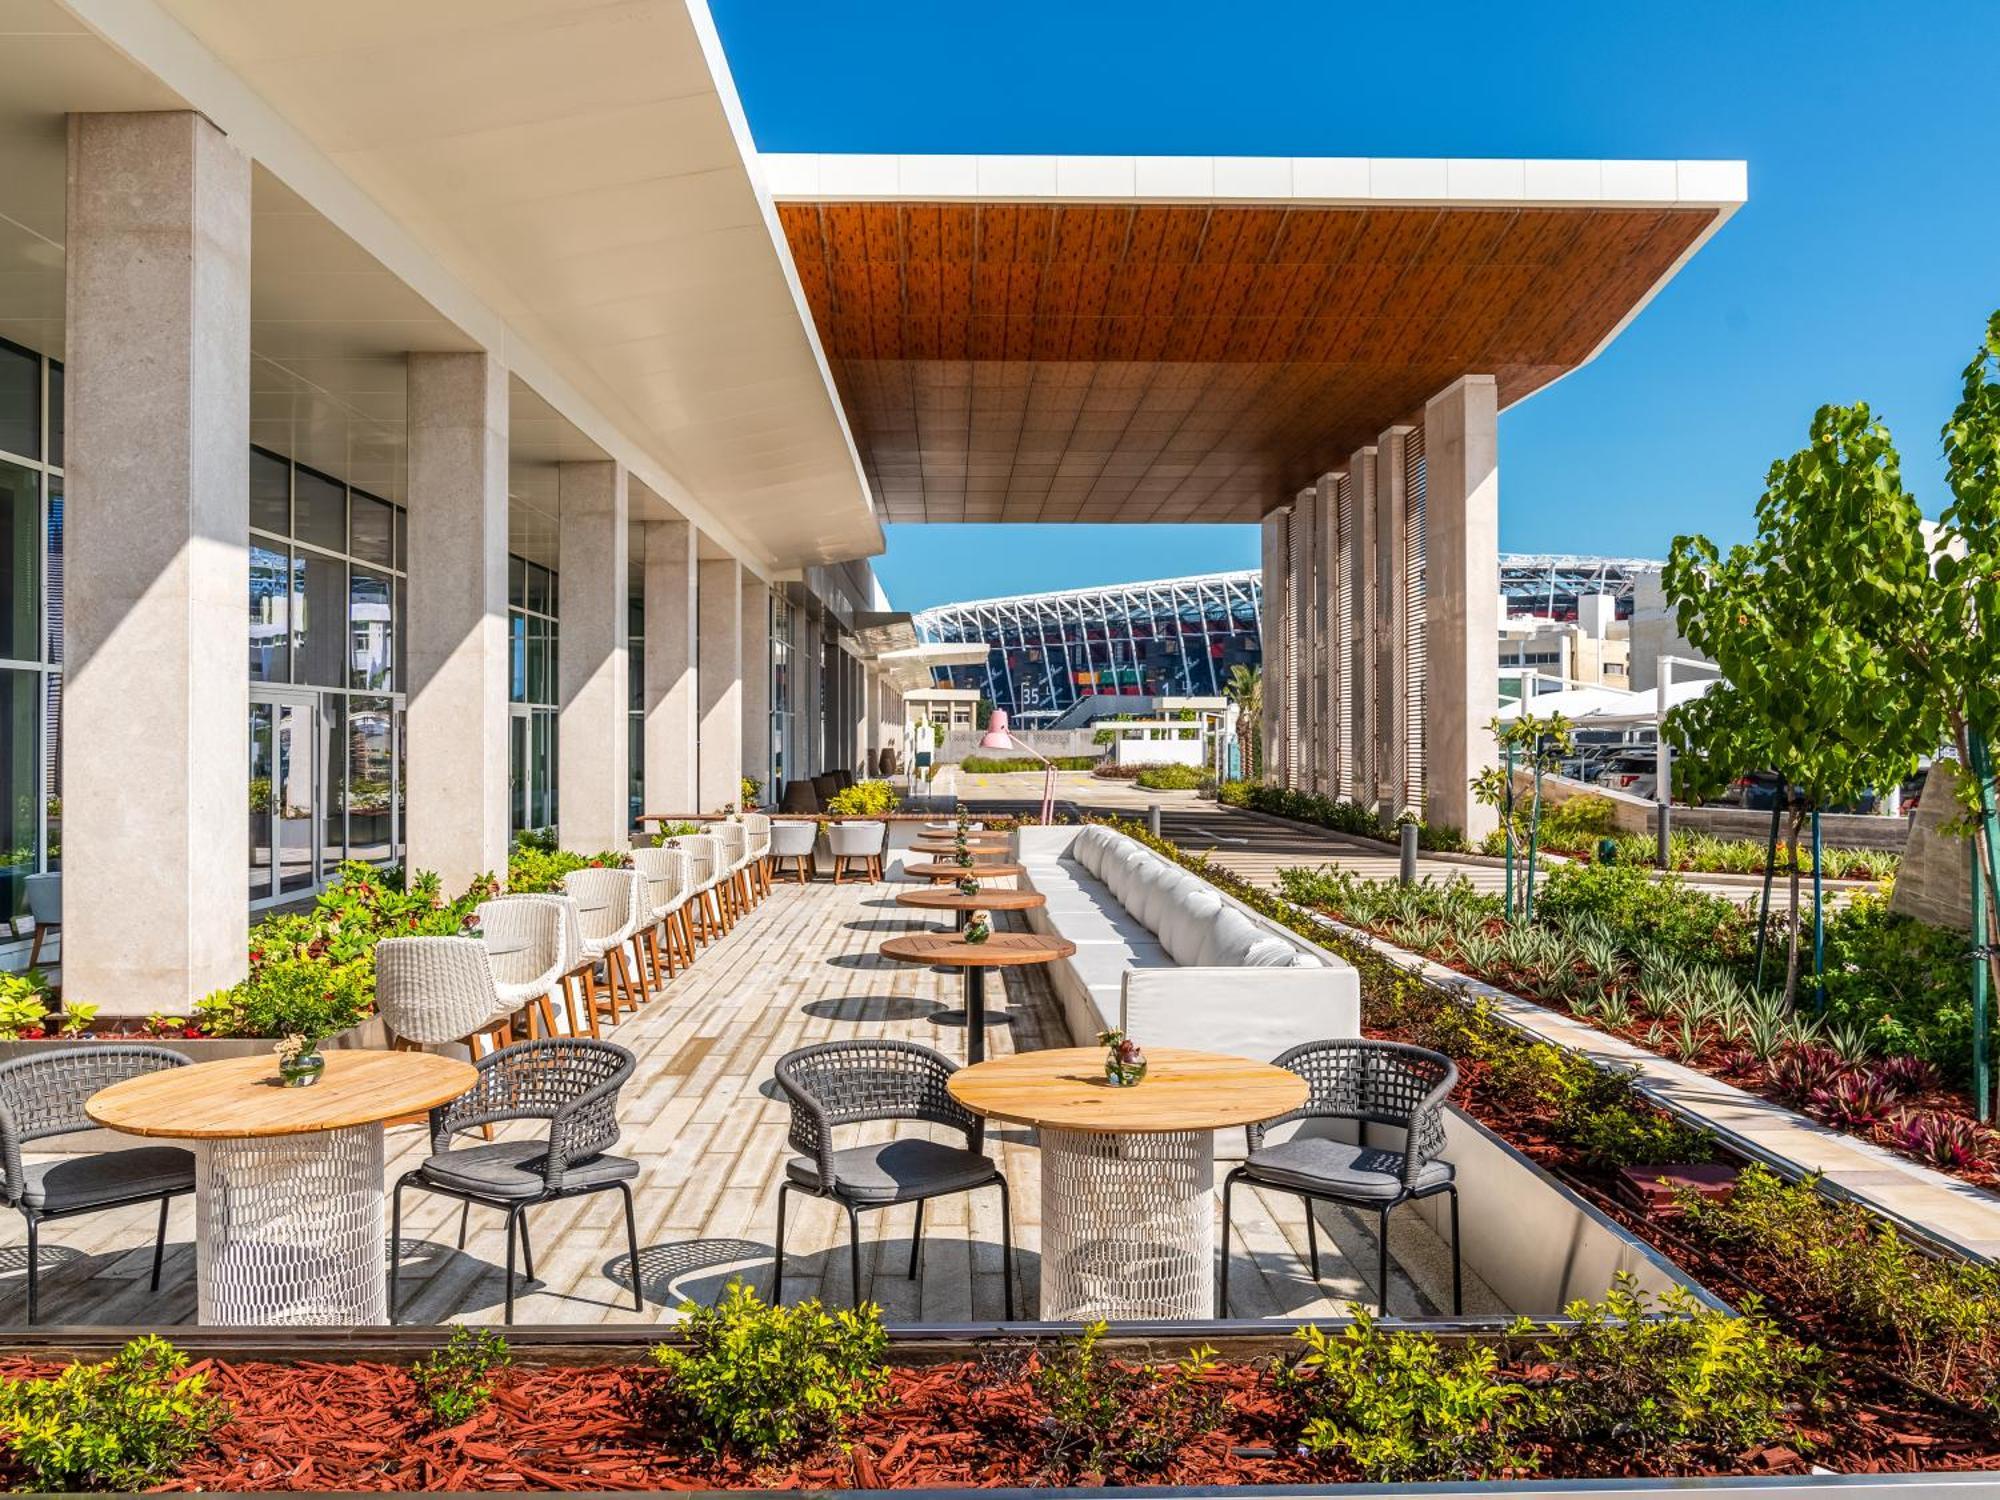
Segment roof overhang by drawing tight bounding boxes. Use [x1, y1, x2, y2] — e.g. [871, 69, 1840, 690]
[767, 153, 1745, 524]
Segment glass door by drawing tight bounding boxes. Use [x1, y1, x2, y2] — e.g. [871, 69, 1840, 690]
[250, 686, 319, 908]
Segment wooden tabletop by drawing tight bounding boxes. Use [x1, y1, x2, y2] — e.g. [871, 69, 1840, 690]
[895, 887, 1047, 912]
[878, 931, 1075, 969]
[908, 839, 1012, 857]
[948, 1047, 1307, 1134]
[903, 860, 1026, 881]
[87, 1050, 478, 1140]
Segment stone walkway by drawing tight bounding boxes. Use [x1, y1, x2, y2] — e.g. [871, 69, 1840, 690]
[5, 870, 1488, 1326]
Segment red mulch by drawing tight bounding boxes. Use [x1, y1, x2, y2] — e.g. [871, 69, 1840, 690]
[0, 1341, 1990, 1491]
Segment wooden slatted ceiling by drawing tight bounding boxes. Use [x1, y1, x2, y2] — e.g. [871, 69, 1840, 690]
[779, 201, 1710, 523]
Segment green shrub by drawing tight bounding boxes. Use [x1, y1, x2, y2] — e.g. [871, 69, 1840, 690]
[0, 1335, 226, 1492]
[1222, 782, 1469, 852]
[1026, 1321, 1223, 1479]
[0, 972, 52, 1040]
[652, 1281, 888, 1458]
[824, 779, 900, 816]
[1133, 763, 1206, 791]
[1276, 1309, 1531, 1481]
[652, 820, 702, 843]
[410, 1326, 511, 1429]
[1536, 862, 1751, 966]
[505, 843, 628, 894]
[1540, 1276, 1813, 1464]
[1815, 891, 1981, 1081]
[959, 755, 1096, 774]
[195, 956, 371, 1042]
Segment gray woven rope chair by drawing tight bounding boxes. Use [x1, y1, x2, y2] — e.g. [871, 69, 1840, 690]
[390, 1038, 641, 1324]
[772, 1040, 1013, 1317]
[0, 1045, 195, 1322]
[1219, 1038, 1460, 1317]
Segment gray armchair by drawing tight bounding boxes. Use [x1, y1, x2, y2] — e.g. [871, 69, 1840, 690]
[773, 1040, 1013, 1317]
[1220, 1038, 1459, 1316]
[0, 1045, 195, 1322]
[390, 1038, 641, 1324]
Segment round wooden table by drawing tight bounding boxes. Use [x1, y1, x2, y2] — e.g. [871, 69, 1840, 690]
[949, 1047, 1305, 1321]
[894, 885, 1046, 932]
[877, 930, 1074, 1064]
[88, 1050, 475, 1326]
[903, 859, 1026, 885]
[908, 839, 1012, 858]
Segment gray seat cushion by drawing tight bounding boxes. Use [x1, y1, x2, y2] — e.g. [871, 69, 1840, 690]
[787, 1138, 998, 1204]
[21, 1146, 194, 1213]
[1240, 1137, 1453, 1201]
[417, 1142, 638, 1200]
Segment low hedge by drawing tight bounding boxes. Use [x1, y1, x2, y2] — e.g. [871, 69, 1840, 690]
[958, 755, 1098, 774]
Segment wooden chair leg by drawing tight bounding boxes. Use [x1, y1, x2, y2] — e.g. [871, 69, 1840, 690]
[530, 993, 559, 1040]
[27, 926, 42, 968]
[580, 967, 605, 1038]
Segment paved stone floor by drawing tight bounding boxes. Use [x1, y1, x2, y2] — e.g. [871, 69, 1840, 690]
[5, 869, 1488, 1327]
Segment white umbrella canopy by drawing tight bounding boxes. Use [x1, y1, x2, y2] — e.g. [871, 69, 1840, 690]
[1497, 676, 1720, 727]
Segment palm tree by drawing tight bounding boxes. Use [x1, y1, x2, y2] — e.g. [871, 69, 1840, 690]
[1224, 664, 1263, 780]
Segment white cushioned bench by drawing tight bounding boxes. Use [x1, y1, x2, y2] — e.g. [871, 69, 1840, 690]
[1015, 825, 1361, 1072]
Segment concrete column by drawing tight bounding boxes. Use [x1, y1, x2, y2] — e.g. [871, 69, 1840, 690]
[1347, 448, 1379, 808]
[405, 352, 512, 891]
[642, 519, 698, 814]
[1288, 487, 1317, 794]
[1424, 376, 1501, 842]
[64, 111, 251, 1016]
[696, 553, 742, 811]
[555, 461, 628, 851]
[741, 576, 771, 801]
[1258, 508, 1289, 784]
[1313, 473, 1340, 799]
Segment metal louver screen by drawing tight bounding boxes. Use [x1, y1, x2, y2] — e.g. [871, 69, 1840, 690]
[1334, 474, 1355, 801]
[1403, 430, 1428, 814]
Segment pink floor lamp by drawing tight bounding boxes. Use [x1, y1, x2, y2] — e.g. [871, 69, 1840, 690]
[978, 709, 1056, 825]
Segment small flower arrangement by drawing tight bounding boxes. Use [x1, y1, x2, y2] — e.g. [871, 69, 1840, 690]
[956, 876, 981, 896]
[963, 908, 993, 944]
[273, 1033, 325, 1088]
[1099, 1029, 1148, 1087]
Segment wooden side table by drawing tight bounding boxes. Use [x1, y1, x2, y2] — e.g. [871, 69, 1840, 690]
[877, 930, 1074, 1064]
[949, 1047, 1305, 1320]
[88, 1050, 475, 1326]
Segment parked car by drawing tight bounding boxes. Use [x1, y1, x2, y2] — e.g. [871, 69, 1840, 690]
[1596, 754, 1657, 800]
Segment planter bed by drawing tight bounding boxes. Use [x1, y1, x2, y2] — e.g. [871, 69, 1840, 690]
[0, 1323, 1994, 1492]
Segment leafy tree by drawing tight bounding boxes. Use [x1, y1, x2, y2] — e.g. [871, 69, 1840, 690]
[1472, 710, 1572, 922]
[1662, 403, 1934, 1008]
[1224, 664, 1263, 779]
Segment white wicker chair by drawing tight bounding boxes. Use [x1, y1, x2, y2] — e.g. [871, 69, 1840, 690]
[628, 846, 696, 985]
[741, 813, 774, 900]
[714, 820, 754, 921]
[562, 867, 648, 1022]
[475, 896, 569, 1040]
[769, 819, 818, 883]
[676, 833, 727, 941]
[826, 820, 886, 884]
[375, 937, 517, 1054]
[507, 893, 601, 1037]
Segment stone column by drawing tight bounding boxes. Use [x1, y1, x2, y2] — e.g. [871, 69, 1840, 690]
[64, 111, 251, 1016]
[740, 575, 771, 801]
[1347, 448, 1379, 809]
[405, 352, 512, 892]
[1424, 376, 1501, 843]
[1258, 508, 1289, 785]
[1375, 427, 1413, 814]
[1313, 472, 1341, 799]
[1287, 487, 1317, 794]
[642, 519, 698, 814]
[696, 554, 742, 811]
[556, 461, 629, 852]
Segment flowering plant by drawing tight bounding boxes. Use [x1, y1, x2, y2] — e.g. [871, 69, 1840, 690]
[1099, 1028, 1148, 1086]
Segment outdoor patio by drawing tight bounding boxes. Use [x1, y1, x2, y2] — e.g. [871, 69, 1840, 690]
[4, 867, 1493, 1327]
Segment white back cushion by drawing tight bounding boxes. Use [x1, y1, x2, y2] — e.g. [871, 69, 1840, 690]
[1156, 880, 1224, 964]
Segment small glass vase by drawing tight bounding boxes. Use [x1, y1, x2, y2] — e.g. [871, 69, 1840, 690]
[278, 1042, 326, 1088]
[1105, 1055, 1148, 1088]
[963, 920, 992, 945]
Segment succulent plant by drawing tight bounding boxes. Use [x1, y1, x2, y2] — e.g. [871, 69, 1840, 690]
[1808, 1071, 1899, 1129]
[1768, 1042, 1847, 1104]
[1871, 1054, 1941, 1098]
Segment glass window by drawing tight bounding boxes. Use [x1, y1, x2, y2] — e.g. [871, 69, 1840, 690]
[509, 614, 528, 704]
[0, 668, 38, 916]
[294, 465, 346, 554]
[0, 341, 37, 461]
[348, 566, 393, 690]
[249, 544, 291, 682]
[345, 696, 395, 866]
[321, 694, 345, 879]
[393, 576, 407, 696]
[45, 485, 62, 667]
[530, 708, 556, 831]
[525, 617, 552, 705]
[526, 562, 553, 616]
[45, 362, 61, 470]
[294, 551, 345, 687]
[250, 448, 291, 537]
[0, 462, 38, 663]
[349, 490, 393, 569]
[394, 507, 406, 573]
[508, 556, 527, 611]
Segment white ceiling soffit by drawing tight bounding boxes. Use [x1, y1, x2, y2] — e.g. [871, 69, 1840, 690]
[64, 0, 879, 574]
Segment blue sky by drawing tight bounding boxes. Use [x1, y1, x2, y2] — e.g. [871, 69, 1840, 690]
[711, 1, 2000, 612]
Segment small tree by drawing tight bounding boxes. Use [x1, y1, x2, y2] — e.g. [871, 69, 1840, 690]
[1472, 710, 1573, 922]
[1225, 664, 1264, 780]
[1663, 403, 1935, 1008]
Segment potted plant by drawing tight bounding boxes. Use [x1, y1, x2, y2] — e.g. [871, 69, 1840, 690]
[963, 908, 992, 944]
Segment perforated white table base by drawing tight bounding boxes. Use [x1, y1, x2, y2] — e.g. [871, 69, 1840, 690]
[1038, 1126, 1215, 1321]
[192, 1125, 387, 1326]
